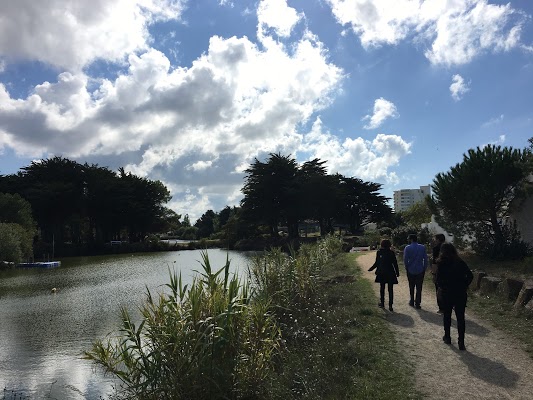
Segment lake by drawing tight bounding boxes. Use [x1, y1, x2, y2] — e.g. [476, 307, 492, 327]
[0, 249, 252, 399]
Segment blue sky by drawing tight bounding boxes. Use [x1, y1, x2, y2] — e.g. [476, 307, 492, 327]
[0, 0, 532, 220]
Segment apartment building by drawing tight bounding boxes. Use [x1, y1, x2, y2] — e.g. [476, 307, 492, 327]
[393, 185, 431, 212]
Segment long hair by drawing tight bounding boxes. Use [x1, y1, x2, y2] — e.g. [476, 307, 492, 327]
[437, 242, 458, 263]
[380, 239, 391, 249]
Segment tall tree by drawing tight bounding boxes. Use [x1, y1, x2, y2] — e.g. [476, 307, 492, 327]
[337, 177, 392, 233]
[0, 193, 35, 263]
[241, 153, 299, 238]
[429, 145, 532, 257]
[298, 159, 338, 236]
[403, 199, 432, 227]
[195, 210, 217, 238]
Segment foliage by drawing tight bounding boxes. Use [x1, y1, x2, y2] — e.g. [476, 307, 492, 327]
[391, 225, 431, 246]
[0, 193, 36, 263]
[85, 234, 420, 399]
[470, 220, 531, 260]
[0, 192, 35, 230]
[241, 154, 392, 238]
[241, 153, 300, 238]
[429, 145, 532, 259]
[0, 223, 34, 264]
[85, 253, 281, 400]
[175, 225, 199, 240]
[402, 199, 432, 226]
[248, 235, 343, 315]
[336, 176, 392, 233]
[194, 209, 216, 239]
[267, 252, 421, 399]
[0, 157, 172, 254]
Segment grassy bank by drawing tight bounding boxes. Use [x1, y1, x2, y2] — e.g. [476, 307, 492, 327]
[460, 254, 533, 358]
[266, 252, 421, 399]
[85, 240, 420, 399]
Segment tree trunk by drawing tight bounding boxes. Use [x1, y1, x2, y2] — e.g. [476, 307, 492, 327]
[490, 211, 504, 252]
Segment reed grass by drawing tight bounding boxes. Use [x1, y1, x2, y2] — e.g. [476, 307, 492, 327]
[84, 251, 281, 400]
[85, 235, 395, 400]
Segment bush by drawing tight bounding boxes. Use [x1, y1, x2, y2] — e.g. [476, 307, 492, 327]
[471, 221, 532, 260]
[391, 226, 431, 247]
[85, 236, 344, 399]
[85, 253, 281, 400]
[0, 223, 33, 264]
[248, 235, 343, 319]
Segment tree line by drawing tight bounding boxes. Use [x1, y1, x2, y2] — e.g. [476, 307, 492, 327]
[0, 157, 175, 259]
[2, 138, 532, 263]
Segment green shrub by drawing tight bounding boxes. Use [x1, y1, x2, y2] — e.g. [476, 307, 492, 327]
[0, 223, 33, 264]
[85, 252, 281, 400]
[471, 220, 532, 260]
[248, 235, 343, 318]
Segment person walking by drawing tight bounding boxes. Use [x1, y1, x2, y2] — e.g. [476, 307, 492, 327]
[403, 234, 429, 309]
[431, 234, 446, 313]
[436, 243, 473, 351]
[368, 239, 400, 312]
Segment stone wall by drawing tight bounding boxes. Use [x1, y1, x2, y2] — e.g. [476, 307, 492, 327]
[471, 271, 533, 311]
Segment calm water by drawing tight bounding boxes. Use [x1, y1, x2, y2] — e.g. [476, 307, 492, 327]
[0, 249, 251, 399]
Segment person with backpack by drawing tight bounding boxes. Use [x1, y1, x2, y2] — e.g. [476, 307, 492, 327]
[368, 239, 400, 312]
[403, 234, 429, 309]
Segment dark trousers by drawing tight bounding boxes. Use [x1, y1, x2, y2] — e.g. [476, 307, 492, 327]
[407, 271, 425, 306]
[380, 282, 394, 306]
[432, 275, 443, 310]
[442, 294, 467, 342]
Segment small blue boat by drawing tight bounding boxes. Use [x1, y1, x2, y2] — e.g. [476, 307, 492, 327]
[17, 261, 61, 268]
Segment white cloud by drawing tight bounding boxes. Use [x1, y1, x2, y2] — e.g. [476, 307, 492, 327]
[481, 114, 504, 128]
[485, 134, 506, 146]
[362, 98, 399, 129]
[0, 30, 343, 217]
[0, 0, 186, 71]
[219, 0, 234, 7]
[257, 0, 303, 39]
[326, 0, 419, 47]
[301, 118, 411, 183]
[449, 74, 470, 101]
[327, 0, 526, 66]
[186, 160, 214, 171]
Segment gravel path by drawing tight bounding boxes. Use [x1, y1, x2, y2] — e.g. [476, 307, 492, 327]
[357, 251, 533, 400]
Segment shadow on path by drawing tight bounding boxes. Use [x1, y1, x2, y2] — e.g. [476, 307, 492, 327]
[456, 349, 519, 388]
[385, 312, 414, 328]
[416, 309, 491, 337]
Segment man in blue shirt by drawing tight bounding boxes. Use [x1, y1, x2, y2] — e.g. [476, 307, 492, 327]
[403, 234, 429, 309]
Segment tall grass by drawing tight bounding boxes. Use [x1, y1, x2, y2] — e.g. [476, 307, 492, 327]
[85, 236, 344, 399]
[84, 251, 280, 400]
[248, 235, 344, 310]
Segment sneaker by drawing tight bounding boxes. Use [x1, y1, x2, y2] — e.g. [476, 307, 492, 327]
[409, 300, 414, 307]
[389, 305, 394, 312]
[442, 335, 451, 344]
[458, 340, 466, 351]
[415, 304, 421, 309]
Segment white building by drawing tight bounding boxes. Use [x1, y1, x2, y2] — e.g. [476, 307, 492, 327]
[393, 185, 431, 213]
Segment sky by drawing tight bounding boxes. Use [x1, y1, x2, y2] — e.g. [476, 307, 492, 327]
[0, 0, 532, 221]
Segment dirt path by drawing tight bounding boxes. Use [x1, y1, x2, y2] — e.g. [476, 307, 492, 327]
[357, 251, 533, 400]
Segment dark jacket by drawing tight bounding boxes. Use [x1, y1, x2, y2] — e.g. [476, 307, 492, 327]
[368, 248, 399, 284]
[436, 257, 473, 300]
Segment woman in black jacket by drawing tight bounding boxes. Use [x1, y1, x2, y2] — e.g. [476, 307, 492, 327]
[368, 239, 400, 312]
[436, 243, 473, 350]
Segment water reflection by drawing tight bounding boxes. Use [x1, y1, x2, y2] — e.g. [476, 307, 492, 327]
[0, 249, 250, 399]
